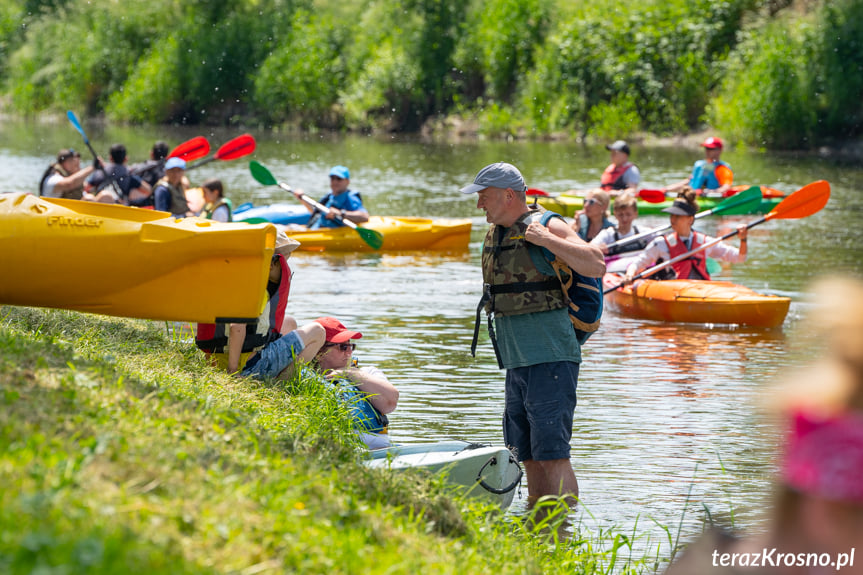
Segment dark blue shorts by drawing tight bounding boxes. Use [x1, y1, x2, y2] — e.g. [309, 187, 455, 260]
[502, 361, 579, 462]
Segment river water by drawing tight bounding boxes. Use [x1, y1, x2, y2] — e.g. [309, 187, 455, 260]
[3, 119, 863, 553]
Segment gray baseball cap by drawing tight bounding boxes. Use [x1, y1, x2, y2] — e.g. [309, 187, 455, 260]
[460, 162, 527, 194]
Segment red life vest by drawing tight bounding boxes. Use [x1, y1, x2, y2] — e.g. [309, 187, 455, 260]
[600, 162, 633, 191]
[663, 232, 710, 280]
[195, 254, 292, 354]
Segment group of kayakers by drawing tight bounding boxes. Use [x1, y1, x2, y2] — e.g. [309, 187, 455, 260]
[585, 135, 733, 198]
[571, 136, 747, 283]
[39, 143, 371, 232]
[39, 142, 231, 221]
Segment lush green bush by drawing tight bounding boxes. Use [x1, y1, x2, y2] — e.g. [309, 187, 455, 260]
[251, 10, 348, 128]
[3, 0, 863, 149]
[808, 0, 863, 140]
[6, 0, 168, 115]
[710, 22, 815, 149]
[454, 0, 551, 102]
[518, 0, 756, 138]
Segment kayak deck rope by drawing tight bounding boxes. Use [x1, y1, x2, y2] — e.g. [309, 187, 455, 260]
[476, 453, 523, 495]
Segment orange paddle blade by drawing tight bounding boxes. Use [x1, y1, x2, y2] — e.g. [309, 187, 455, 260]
[169, 137, 210, 161]
[215, 134, 256, 160]
[767, 180, 830, 220]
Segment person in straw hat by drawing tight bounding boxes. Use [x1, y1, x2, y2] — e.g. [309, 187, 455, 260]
[195, 231, 325, 379]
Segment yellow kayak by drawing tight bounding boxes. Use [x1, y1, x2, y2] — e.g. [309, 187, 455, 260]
[285, 216, 472, 252]
[0, 193, 276, 323]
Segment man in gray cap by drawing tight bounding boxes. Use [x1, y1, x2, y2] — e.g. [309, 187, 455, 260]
[600, 140, 640, 195]
[461, 161, 605, 506]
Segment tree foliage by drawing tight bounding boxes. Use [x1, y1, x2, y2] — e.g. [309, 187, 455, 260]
[1, 0, 861, 149]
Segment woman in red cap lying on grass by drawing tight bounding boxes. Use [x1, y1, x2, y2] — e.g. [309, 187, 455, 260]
[310, 317, 399, 450]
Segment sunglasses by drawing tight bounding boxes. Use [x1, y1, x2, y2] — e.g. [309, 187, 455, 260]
[324, 342, 356, 352]
[584, 198, 598, 206]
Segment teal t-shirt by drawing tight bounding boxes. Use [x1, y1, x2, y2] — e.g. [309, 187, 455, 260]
[493, 307, 581, 369]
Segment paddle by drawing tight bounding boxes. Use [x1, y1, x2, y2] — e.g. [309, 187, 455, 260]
[527, 187, 664, 203]
[66, 110, 122, 197]
[248, 161, 384, 250]
[636, 189, 666, 203]
[168, 136, 210, 162]
[186, 134, 256, 170]
[603, 180, 830, 294]
[604, 186, 764, 252]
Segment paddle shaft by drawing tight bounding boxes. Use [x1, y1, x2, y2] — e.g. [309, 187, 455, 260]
[66, 111, 122, 197]
[603, 217, 766, 295]
[185, 155, 218, 171]
[276, 182, 360, 230]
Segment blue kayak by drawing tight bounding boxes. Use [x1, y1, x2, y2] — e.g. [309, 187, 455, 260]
[233, 202, 311, 225]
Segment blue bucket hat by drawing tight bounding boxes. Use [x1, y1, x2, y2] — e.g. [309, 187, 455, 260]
[460, 162, 527, 194]
[329, 165, 350, 179]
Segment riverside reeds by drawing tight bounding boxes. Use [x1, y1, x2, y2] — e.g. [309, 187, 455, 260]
[1, 305, 672, 574]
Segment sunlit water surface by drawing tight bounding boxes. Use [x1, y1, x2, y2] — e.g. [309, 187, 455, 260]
[3, 119, 863, 553]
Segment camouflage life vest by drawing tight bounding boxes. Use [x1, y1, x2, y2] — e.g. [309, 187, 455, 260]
[480, 208, 566, 317]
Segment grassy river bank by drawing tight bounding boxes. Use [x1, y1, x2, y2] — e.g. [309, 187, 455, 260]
[0, 305, 678, 574]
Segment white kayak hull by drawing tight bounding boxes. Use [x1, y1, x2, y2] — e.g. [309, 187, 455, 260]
[364, 441, 522, 509]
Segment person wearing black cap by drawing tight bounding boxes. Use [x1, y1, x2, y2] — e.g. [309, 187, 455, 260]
[460, 161, 605, 506]
[665, 136, 734, 196]
[38, 148, 99, 200]
[600, 140, 640, 195]
[622, 189, 748, 283]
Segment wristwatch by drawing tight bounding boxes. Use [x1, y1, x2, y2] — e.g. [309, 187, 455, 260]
[340, 209, 347, 219]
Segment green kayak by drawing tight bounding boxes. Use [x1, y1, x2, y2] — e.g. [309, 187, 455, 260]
[535, 186, 784, 218]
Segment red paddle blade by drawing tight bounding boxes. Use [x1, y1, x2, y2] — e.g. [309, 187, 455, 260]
[169, 137, 210, 161]
[215, 134, 256, 161]
[637, 189, 666, 203]
[767, 180, 830, 220]
[526, 188, 550, 197]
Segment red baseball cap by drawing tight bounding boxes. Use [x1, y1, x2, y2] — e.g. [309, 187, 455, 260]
[702, 137, 724, 150]
[315, 317, 363, 343]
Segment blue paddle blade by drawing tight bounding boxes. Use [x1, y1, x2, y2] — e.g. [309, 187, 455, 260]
[66, 110, 89, 144]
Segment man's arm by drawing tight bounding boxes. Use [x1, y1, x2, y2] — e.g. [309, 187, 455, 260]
[526, 217, 606, 278]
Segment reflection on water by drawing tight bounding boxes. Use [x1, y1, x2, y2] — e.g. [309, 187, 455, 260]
[286, 249, 790, 549]
[4, 121, 863, 553]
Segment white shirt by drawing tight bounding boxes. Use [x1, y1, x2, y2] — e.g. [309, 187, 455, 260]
[41, 173, 64, 197]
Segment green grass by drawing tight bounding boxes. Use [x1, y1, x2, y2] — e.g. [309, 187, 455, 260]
[0, 305, 670, 574]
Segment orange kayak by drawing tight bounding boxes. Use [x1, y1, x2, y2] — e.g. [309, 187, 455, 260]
[602, 274, 791, 328]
